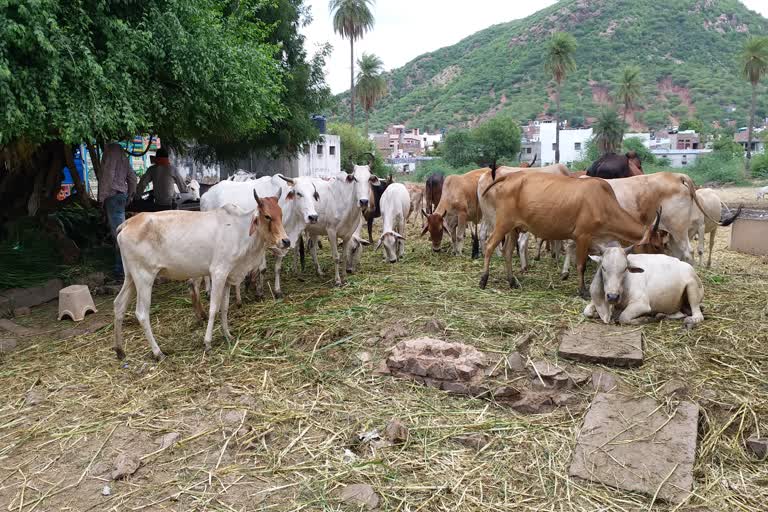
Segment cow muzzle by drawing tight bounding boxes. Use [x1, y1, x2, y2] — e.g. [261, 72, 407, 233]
[281, 238, 291, 249]
[606, 293, 620, 304]
[359, 199, 369, 208]
[308, 214, 318, 224]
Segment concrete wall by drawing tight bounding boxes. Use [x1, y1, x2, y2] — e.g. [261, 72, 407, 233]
[539, 122, 593, 165]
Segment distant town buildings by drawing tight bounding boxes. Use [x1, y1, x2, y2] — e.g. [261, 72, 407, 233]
[370, 124, 442, 158]
[521, 120, 592, 166]
[734, 129, 766, 154]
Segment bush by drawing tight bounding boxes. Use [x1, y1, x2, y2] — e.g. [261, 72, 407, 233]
[685, 151, 746, 185]
[412, 158, 476, 183]
[622, 137, 656, 165]
[327, 122, 390, 177]
[751, 153, 768, 178]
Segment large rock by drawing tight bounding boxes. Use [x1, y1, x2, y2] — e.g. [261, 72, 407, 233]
[569, 393, 699, 504]
[558, 323, 643, 367]
[0, 279, 63, 310]
[386, 337, 490, 393]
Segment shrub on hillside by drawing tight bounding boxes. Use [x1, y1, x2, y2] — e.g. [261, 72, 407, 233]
[751, 153, 768, 178]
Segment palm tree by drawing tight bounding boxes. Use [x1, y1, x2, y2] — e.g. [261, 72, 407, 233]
[544, 32, 577, 163]
[617, 65, 642, 125]
[739, 36, 768, 177]
[356, 53, 387, 134]
[593, 109, 625, 155]
[330, 0, 375, 127]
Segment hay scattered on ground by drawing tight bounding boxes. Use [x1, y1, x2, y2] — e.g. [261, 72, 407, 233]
[0, 217, 766, 511]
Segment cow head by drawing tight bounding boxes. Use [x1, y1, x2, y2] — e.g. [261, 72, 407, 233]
[630, 210, 669, 255]
[345, 153, 380, 209]
[588, 247, 645, 322]
[279, 175, 319, 224]
[187, 180, 201, 200]
[250, 190, 290, 252]
[421, 209, 449, 252]
[375, 231, 405, 263]
[626, 150, 644, 175]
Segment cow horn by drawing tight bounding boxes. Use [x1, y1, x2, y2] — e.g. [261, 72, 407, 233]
[652, 207, 662, 233]
[277, 174, 294, 185]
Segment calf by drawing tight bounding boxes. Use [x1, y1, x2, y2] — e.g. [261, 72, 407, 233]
[174, 179, 200, 203]
[423, 168, 487, 254]
[404, 183, 424, 224]
[196, 174, 319, 302]
[375, 183, 411, 263]
[304, 163, 380, 286]
[583, 246, 704, 328]
[363, 175, 392, 243]
[113, 194, 288, 360]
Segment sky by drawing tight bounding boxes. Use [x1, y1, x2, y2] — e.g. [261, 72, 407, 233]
[301, 0, 768, 95]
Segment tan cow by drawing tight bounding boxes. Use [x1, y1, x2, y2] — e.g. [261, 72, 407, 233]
[422, 168, 488, 254]
[480, 172, 653, 297]
[404, 182, 424, 224]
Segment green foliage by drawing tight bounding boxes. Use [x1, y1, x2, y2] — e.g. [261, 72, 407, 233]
[713, 136, 744, 157]
[412, 158, 476, 182]
[623, 137, 656, 165]
[545, 32, 577, 85]
[679, 118, 706, 134]
[333, 0, 768, 133]
[594, 109, 625, 154]
[740, 36, 768, 85]
[327, 122, 388, 177]
[686, 150, 747, 185]
[472, 116, 522, 168]
[617, 65, 642, 119]
[750, 152, 768, 177]
[329, 0, 375, 41]
[356, 53, 387, 131]
[442, 130, 477, 168]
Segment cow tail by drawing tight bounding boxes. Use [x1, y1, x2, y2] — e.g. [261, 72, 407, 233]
[683, 176, 729, 226]
[299, 234, 305, 271]
[481, 173, 514, 197]
[471, 225, 480, 259]
[719, 204, 743, 227]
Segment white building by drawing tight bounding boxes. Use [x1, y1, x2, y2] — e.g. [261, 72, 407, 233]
[539, 121, 593, 166]
[229, 134, 341, 179]
[421, 132, 443, 150]
[651, 149, 712, 168]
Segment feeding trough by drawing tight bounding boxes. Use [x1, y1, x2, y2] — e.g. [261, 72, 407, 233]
[730, 207, 768, 256]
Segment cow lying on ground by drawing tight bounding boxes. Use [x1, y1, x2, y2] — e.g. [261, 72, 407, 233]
[375, 183, 411, 263]
[587, 151, 644, 179]
[583, 245, 705, 327]
[113, 194, 288, 360]
[480, 172, 653, 297]
[423, 168, 487, 255]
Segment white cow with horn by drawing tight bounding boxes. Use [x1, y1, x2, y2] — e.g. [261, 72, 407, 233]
[374, 183, 410, 263]
[304, 153, 381, 286]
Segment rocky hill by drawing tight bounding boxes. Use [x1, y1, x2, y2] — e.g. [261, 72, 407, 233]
[332, 0, 768, 132]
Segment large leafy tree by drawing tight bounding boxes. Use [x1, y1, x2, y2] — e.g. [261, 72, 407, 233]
[0, 0, 327, 221]
[739, 35, 768, 177]
[593, 109, 625, 155]
[544, 32, 576, 164]
[329, 0, 375, 127]
[442, 130, 477, 168]
[471, 116, 521, 171]
[327, 122, 387, 177]
[617, 65, 642, 125]
[355, 53, 387, 134]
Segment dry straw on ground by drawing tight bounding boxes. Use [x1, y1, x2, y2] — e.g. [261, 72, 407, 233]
[0, 218, 766, 511]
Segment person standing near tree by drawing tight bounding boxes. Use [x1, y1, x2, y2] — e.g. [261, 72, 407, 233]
[135, 147, 187, 208]
[99, 142, 137, 281]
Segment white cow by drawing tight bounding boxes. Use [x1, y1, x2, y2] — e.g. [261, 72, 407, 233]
[374, 183, 410, 263]
[113, 194, 289, 360]
[756, 185, 768, 200]
[197, 174, 319, 302]
[304, 165, 380, 286]
[583, 247, 704, 328]
[345, 218, 370, 274]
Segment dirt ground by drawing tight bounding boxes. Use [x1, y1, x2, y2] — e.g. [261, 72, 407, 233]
[1, 187, 767, 511]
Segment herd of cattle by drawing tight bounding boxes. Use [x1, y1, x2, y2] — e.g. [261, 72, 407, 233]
[113, 153, 743, 360]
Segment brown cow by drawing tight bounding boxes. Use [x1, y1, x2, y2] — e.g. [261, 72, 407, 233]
[479, 172, 654, 297]
[422, 168, 487, 254]
[424, 172, 444, 214]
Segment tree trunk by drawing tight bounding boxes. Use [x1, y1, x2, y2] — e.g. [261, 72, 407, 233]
[86, 142, 103, 184]
[555, 83, 561, 164]
[64, 144, 91, 208]
[365, 110, 370, 135]
[350, 38, 355, 127]
[746, 84, 757, 178]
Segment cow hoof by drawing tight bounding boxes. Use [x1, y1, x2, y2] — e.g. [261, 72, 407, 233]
[274, 291, 283, 299]
[114, 347, 126, 360]
[479, 273, 489, 289]
[509, 277, 521, 289]
[153, 351, 166, 362]
[254, 294, 264, 302]
[561, 272, 570, 281]
[533, 255, 540, 262]
[578, 288, 590, 300]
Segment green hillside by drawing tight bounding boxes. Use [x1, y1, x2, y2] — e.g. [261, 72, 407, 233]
[331, 0, 768, 132]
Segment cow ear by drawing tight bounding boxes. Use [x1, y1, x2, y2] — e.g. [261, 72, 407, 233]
[628, 266, 645, 273]
[374, 237, 383, 251]
[394, 232, 406, 241]
[369, 175, 380, 184]
[421, 225, 429, 237]
[286, 190, 295, 200]
[589, 255, 602, 264]
[345, 174, 355, 183]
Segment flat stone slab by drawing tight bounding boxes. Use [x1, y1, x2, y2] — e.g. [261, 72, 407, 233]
[569, 393, 699, 504]
[559, 324, 643, 367]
